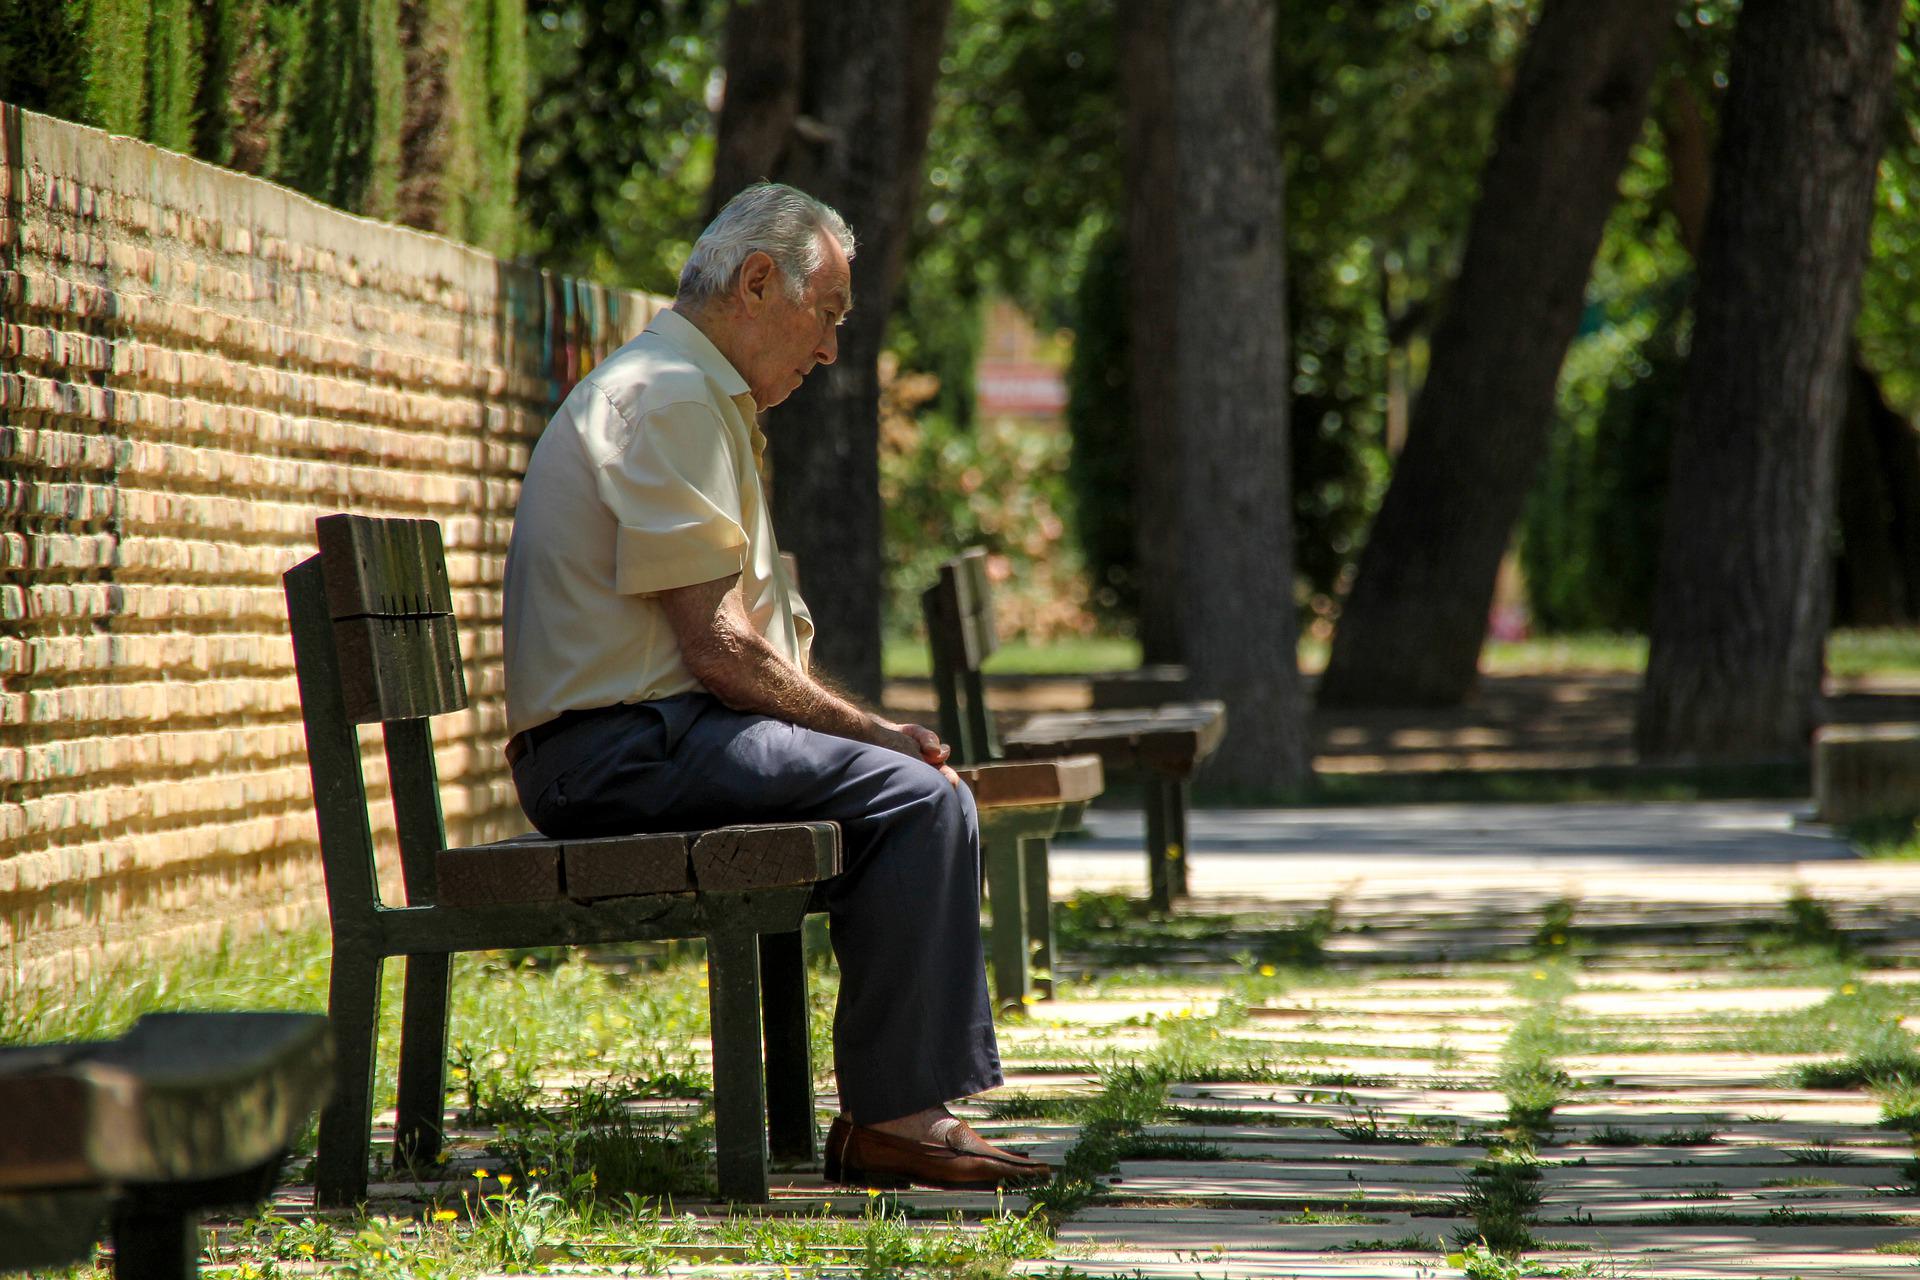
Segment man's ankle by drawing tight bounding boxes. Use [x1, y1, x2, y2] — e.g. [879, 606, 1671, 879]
[866, 1104, 950, 1142]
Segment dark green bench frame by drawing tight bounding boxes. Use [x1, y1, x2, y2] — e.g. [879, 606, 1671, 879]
[285, 514, 838, 1206]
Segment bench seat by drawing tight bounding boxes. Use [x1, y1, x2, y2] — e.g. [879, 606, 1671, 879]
[1002, 702, 1228, 777]
[0, 1012, 329, 1279]
[436, 823, 840, 907]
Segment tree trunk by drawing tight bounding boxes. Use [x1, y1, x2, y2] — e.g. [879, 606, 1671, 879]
[1169, 0, 1308, 789]
[706, 0, 804, 222]
[1315, 0, 1671, 709]
[708, 0, 952, 700]
[1661, 58, 1920, 630]
[1121, 0, 1183, 665]
[1636, 0, 1902, 762]
[1834, 356, 1910, 625]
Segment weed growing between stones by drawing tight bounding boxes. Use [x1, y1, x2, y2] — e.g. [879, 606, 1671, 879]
[1452, 949, 1577, 1257]
[1025, 1062, 1174, 1224]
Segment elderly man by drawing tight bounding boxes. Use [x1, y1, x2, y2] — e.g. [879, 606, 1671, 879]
[501, 183, 1044, 1191]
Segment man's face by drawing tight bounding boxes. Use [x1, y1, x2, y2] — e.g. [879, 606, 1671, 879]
[737, 234, 853, 411]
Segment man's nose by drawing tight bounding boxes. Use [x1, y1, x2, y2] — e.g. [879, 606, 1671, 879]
[815, 325, 838, 366]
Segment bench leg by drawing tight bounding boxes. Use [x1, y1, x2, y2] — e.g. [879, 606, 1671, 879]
[1145, 783, 1172, 912]
[983, 829, 1029, 1014]
[706, 928, 770, 1203]
[1021, 836, 1054, 1000]
[108, 1204, 197, 1280]
[758, 929, 816, 1164]
[393, 953, 451, 1170]
[1168, 779, 1191, 900]
[315, 945, 383, 1208]
[1144, 778, 1190, 909]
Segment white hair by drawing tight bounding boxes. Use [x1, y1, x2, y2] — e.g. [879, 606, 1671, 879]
[676, 182, 856, 306]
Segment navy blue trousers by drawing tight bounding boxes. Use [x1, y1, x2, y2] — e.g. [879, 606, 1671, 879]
[508, 693, 1003, 1123]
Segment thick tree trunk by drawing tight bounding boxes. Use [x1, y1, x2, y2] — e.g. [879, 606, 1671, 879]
[1315, 0, 1670, 708]
[706, 0, 803, 222]
[1169, 0, 1308, 789]
[1121, 0, 1183, 665]
[1660, 61, 1920, 630]
[707, 0, 951, 701]
[1636, 0, 1902, 762]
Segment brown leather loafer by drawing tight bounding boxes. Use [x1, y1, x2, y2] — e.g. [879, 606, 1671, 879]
[824, 1116, 1053, 1191]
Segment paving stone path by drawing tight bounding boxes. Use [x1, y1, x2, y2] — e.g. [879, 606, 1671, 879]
[244, 801, 1920, 1278]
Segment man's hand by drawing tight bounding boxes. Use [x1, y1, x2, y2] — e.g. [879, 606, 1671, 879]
[879, 720, 963, 790]
[656, 574, 964, 790]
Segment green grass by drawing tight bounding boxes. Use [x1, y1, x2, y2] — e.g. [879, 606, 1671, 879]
[1845, 813, 1920, 860]
[1830, 629, 1920, 677]
[882, 634, 1141, 678]
[11, 926, 1057, 1278]
[883, 627, 1918, 682]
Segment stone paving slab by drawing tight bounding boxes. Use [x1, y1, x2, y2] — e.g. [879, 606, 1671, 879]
[217, 803, 1920, 1279]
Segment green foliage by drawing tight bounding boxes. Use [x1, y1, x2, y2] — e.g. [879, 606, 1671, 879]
[0, 0, 90, 120]
[517, 0, 720, 292]
[79, 0, 153, 136]
[9, 0, 525, 256]
[909, 0, 1120, 331]
[191, 0, 308, 174]
[144, 0, 199, 151]
[1279, 0, 1529, 625]
[279, 0, 404, 216]
[1858, 1, 1920, 417]
[879, 384, 1094, 642]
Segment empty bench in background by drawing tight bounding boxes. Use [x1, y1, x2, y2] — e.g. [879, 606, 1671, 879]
[925, 549, 1226, 914]
[285, 514, 840, 1206]
[0, 1012, 330, 1280]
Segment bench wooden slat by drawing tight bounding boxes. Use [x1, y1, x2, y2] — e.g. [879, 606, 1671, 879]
[0, 1013, 330, 1191]
[1003, 700, 1228, 774]
[565, 831, 699, 899]
[436, 839, 568, 907]
[316, 514, 454, 619]
[333, 614, 468, 723]
[691, 823, 841, 891]
[957, 755, 1105, 808]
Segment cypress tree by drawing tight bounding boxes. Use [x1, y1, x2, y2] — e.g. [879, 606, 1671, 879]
[145, 0, 199, 151]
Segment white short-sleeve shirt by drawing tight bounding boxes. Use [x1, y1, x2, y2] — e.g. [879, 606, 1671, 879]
[502, 308, 814, 737]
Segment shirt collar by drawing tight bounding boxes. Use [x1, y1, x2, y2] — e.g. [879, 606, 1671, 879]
[644, 307, 753, 407]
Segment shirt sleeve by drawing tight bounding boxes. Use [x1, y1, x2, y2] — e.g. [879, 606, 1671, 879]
[593, 394, 749, 596]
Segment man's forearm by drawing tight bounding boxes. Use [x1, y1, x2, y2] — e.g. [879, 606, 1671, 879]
[694, 626, 908, 752]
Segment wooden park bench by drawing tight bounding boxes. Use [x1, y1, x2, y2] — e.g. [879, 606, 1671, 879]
[284, 514, 839, 1207]
[925, 549, 1226, 913]
[0, 1011, 330, 1280]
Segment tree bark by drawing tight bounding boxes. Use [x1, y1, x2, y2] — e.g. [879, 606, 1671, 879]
[1169, 0, 1308, 789]
[1636, 0, 1902, 762]
[1121, 0, 1183, 665]
[708, 0, 952, 700]
[1315, 0, 1671, 709]
[706, 0, 803, 221]
[1660, 57, 1920, 630]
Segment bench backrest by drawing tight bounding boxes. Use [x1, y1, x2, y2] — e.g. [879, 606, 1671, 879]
[284, 515, 466, 918]
[921, 548, 1000, 766]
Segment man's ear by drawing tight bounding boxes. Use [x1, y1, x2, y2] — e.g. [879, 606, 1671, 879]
[737, 251, 779, 314]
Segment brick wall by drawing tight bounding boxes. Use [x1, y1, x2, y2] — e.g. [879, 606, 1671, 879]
[0, 106, 662, 989]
